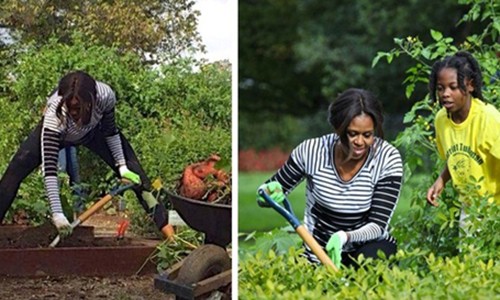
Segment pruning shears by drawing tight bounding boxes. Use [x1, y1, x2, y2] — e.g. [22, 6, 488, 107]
[49, 181, 136, 247]
[257, 188, 338, 272]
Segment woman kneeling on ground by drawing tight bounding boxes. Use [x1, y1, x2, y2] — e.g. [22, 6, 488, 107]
[257, 88, 403, 268]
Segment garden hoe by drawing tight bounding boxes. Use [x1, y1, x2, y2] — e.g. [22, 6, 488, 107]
[49, 181, 135, 247]
[257, 188, 338, 272]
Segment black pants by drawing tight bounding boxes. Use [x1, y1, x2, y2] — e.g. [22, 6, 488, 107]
[342, 239, 397, 268]
[0, 121, 168, 230]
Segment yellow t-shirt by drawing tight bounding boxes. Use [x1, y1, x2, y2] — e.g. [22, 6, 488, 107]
[435, 98, 500, 203]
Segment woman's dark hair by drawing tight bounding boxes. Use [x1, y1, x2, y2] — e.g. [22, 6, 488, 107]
[328, 88, 384, 149]
[56, 71, 96, 126]
[429, 51, 483, 101]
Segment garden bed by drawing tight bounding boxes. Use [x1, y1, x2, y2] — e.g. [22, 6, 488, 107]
[0, 223, 159, 277]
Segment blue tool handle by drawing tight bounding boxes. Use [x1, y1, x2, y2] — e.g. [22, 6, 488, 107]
[257, 189, 301, 229]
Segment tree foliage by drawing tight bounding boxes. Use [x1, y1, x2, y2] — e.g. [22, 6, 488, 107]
[0, 0, 205, 62]
[239, 0, 324, 116]
[238, 0, 476, 119]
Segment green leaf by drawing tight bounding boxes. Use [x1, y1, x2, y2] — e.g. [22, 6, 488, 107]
[372, 52, 386, 67]
[437, 212, 447, 221]
[430, 29, 443, 41]
[403, 111, 415, 124]
[421, 48, 431, 59]
[405, 84, 415, 99]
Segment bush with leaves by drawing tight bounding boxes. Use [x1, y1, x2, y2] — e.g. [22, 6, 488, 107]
[239, 246, 499, 299]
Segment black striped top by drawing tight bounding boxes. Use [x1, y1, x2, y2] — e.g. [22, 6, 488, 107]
[269, 133, 403, 263]
[41, 81, 125, 214]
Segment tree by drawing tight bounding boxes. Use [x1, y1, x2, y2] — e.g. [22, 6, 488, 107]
[295, 0, 470, 112]
[0, 0, 205, 62]
[238, 0, 471, 118]
[239, 0, 325, 117]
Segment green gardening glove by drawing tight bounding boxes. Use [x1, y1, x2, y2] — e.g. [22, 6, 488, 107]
[326, 231, 348, 268]
[119, 166, 141, 184]
[256, 181, 285, 207]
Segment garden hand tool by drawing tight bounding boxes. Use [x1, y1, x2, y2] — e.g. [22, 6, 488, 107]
[257, 187, 338, 272]
[49, 181, 135, 247]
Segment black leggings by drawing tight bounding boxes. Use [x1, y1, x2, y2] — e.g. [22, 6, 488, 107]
[342, 239, 397, 268]
[0, 121, 168, 229]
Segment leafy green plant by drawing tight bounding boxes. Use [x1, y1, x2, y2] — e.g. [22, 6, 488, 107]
[152, 227, 204, 271]
[459, 183, 499, 261]
[239, 244, 500, 299]
[239, 227, 301, 259]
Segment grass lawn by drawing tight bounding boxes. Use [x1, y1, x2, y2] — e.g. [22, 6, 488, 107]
[238, 172, 425, 233]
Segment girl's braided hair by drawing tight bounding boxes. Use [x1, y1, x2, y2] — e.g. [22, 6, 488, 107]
[428, 51, 483, 101]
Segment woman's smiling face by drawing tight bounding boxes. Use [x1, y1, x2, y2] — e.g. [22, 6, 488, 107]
[346, 113, 375, 161]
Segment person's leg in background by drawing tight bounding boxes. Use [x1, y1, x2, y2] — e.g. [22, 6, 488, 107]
[65, 146, 86, 214]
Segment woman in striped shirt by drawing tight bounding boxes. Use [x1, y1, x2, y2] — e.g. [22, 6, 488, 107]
[0, 71, 174, 239]
[258, 88, 403, 268]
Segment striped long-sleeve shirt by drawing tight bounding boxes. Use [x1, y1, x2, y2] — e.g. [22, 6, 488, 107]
[269, 133, 403, 263]
[42, 81, 125, 214]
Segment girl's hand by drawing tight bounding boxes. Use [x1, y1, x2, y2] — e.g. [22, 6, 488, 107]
[426, 177, 444, 207]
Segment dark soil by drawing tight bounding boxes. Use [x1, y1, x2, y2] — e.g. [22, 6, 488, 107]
[0, 222, 134, 248]
[0, 275, 174, 300]
[0, 217, 173, 299]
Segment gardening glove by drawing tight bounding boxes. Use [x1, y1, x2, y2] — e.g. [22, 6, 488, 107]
[326, 231, 348, 268]
[256, 181, 285, 207]
[52, 213, 73, 238]
[119, 166, 141, 185]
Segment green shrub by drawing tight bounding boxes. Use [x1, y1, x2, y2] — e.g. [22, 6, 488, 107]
[239, 247, 500, 299]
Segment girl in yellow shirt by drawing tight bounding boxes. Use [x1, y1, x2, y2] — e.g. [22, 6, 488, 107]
[426, 51, 500, 206]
